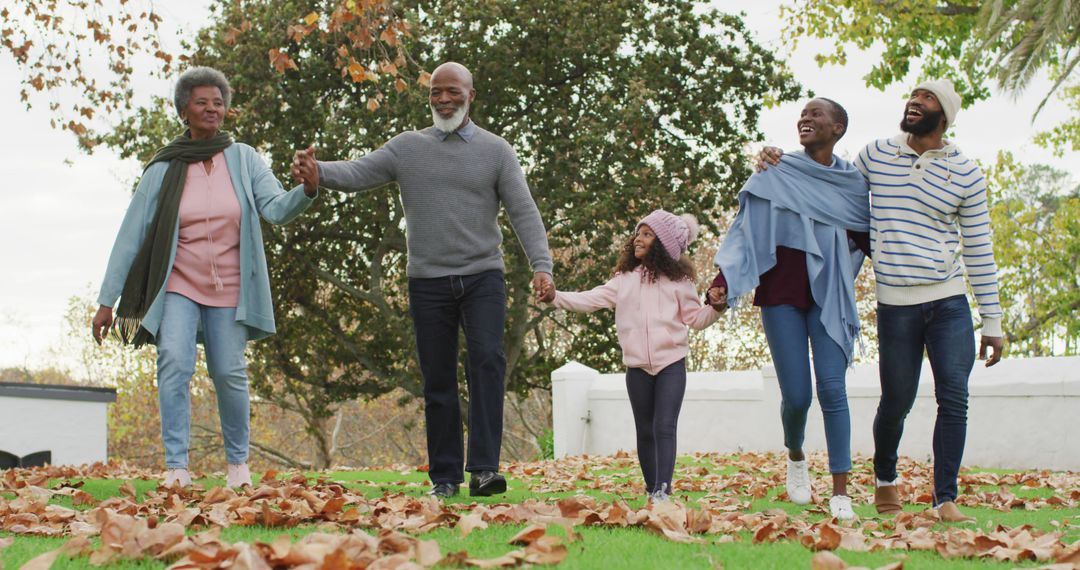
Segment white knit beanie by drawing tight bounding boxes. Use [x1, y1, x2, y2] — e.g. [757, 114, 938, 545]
[914, 79, 961, 129]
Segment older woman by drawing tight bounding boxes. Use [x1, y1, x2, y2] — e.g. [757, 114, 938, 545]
[91, 67, 316, 488]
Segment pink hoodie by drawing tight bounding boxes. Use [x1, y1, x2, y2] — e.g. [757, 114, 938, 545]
[553, 267, 722, 375]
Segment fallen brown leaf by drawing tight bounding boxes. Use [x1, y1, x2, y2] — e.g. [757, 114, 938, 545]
[465, 550, 525, 568]
[72, 489, 97, 506]
[458, 513, 488, 537]
[810, 550, 847, 570]
[508, 523, 548, 546]
[816, 523, 841, 551]
[20, 548, 61, 570]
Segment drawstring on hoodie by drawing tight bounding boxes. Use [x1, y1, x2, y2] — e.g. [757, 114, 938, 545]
[899, 137, 953, 187]
[202, 159, 225, 292]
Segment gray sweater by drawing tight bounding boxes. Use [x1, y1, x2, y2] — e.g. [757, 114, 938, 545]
[317, 124, 553, 278]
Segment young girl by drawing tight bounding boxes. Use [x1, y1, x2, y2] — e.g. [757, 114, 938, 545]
[542, 210, 723, 502]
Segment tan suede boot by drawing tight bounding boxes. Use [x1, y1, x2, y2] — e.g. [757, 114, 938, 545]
[936, 501, 975, 523]
[874, 484, 903, 515]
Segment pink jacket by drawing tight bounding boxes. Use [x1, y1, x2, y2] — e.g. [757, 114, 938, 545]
[553, 267, 722, 375]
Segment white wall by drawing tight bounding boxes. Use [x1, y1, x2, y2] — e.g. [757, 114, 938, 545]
[551, 356, 1080, 471]
[0, 396, 112, 466]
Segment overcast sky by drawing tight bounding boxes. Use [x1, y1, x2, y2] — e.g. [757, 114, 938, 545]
[1, 1, 1076, 372]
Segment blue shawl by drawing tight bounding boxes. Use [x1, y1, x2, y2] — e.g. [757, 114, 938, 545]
[713, 151, 870, 363]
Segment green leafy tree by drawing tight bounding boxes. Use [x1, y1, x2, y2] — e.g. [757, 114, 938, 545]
[10, 0, 803, 467]
[987, 153, 1080, 355]
[975, 0, 1080, 109]
[781, 0, 1080, 151]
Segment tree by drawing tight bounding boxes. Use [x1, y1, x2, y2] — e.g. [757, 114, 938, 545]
[7, 0, 803, 467]
[781, 0, 1080, 151]
[0, 1, 173, 149]
[986, 153, 1080, 355]
[0, 1, 411, 149]
[975, 0, 1080, 110]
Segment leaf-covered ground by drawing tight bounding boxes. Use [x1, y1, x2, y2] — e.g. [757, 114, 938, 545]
[1, 452, 1078, 569]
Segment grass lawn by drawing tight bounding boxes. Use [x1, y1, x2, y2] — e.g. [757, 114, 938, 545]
[2, 452, 1078, 569]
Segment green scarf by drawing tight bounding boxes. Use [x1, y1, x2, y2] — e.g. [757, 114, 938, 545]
[113, 131, 234, 347]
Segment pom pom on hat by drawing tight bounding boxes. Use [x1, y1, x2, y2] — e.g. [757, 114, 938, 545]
[680, 213, 699, 245]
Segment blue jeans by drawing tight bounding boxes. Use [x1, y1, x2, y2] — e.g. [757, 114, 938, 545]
[407, 270, 507, 485]
[873, 294, 975, 505]
[626, 359, 687, 493]
[761, 303, 851, 474]
[156, 292, 251, 468]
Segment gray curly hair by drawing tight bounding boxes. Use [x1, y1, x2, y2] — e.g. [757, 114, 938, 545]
[173, 67, 232, 117]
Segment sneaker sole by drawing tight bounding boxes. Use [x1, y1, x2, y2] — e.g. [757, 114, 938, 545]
[788, 492, 812, 505]
[469, 479, 508, 497]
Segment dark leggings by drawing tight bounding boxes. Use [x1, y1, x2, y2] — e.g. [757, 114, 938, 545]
[625, 359, 687, 493]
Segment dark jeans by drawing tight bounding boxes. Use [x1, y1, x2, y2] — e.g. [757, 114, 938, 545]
[408, 270, 507, 485]
[873, 294, 975, 505]
[626, 359, 687, 493]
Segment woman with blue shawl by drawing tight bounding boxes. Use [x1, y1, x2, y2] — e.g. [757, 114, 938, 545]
[708, 99, 870, 520]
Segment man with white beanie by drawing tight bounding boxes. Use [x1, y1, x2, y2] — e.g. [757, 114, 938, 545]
[758, 79, 1005, 522]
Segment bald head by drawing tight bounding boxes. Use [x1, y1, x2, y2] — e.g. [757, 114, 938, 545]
[430, 62, 476, 132]
[431, 62, 474, 89]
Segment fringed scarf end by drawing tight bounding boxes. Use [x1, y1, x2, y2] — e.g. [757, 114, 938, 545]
[722, 291, 754, 324]
[111, 316, 153, 348]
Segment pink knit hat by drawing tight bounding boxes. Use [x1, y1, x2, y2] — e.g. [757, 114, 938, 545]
[637, 210, 699, 260]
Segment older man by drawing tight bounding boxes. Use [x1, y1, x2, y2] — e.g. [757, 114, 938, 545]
[293, 62, 554, 498]
[760, 80, 1004, 522]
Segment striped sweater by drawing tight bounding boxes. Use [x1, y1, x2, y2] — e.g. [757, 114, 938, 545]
[855, 134, 1003, 337]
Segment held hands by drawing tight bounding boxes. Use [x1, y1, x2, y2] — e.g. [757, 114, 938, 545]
[979, 336, 1003, 367]
[533, 272, 555, 303]
[292, 146, 319, 196]
[707, 286, 728, 312]
[91, 305, 113, 345]
[755, 146, 783, 173]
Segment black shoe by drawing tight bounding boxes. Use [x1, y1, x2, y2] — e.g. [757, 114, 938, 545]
[469, 471, 507, 497]
[429, 482, 459, 498]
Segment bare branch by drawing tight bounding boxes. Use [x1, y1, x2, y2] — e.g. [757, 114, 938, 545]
[192, 423, 312, 469]
[870, 0, 980, 16]
[1006, 298, 1080, 344]
[311, 262, 395, 316]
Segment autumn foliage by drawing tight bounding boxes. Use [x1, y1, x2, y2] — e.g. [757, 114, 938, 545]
[1, 0, 426, 150]
[0, 1, 172, 147]
[2, 452, 1079, 568]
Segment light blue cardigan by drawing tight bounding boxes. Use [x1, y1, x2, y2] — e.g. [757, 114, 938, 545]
[97, 143, 316, 343]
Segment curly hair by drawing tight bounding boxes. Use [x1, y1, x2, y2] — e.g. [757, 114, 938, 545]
[614, 233, 695, 282]
[173, 67, 232, 117]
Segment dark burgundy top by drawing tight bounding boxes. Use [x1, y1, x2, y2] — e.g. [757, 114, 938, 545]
[710, 231, 871, 310]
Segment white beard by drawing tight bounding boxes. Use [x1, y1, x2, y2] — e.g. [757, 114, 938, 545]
[431, 101, 469, 132]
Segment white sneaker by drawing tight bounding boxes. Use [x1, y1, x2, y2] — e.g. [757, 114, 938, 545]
[829, 495, 855, 520]
[163, 468, 192, 488]
[226, 463, 252, 488]
[786, 459, 812, 505]
[650, 483, 670, 503]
